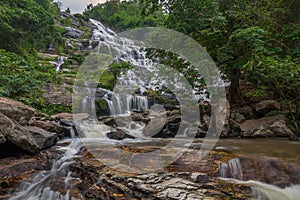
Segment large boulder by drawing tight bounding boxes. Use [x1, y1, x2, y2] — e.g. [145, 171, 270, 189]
[25, 126, 58, 149]
[0, 113, 39, 153]
[240, 115, 296, 139]
[255, 100, 281, 115]
[0, 97, 36, 125]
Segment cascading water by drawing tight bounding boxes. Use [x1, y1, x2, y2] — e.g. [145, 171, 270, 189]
[8, 140, 83, 200]
[56, 56, 67, 72]
[222, 179, 300, 200]
[219, 158, 300, 200]
[78, 19, 153, 117]
[219, 158, 243, 180]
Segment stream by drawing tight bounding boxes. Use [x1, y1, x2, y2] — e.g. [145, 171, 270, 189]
[6, 138, 300, 200]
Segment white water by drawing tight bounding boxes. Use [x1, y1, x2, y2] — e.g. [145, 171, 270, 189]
[221, 178, 300, 200]
[219, 158, 300, 200]
[219, 158, 243, 180]
[79, 19, 202, 118]
[9, 140, 82, 200]
[55, 56, 67, 72]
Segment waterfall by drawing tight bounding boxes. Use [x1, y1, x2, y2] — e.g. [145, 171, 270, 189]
[220, 179, 300, 200]
[77, 18, 152, 117]
[219, 158, 243, 180]
[8, 140, 83, 200]
[56, 56, 67, 72]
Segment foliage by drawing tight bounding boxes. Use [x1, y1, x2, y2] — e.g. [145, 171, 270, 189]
[141, 0, 300, 104]
[84, 0, 165, 32]
[0, 49, 62, 108]
[145, 48, 206, 95]
[0, 0, 63, 55]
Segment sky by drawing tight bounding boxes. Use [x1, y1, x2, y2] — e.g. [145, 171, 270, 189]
[57, 0, 107, 13]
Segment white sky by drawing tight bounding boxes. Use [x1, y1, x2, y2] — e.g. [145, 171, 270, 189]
[57, 0, 107, 13]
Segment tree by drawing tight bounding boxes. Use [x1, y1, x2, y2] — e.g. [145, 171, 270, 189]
[0, 0, 62, 54]
[84, 0, 165, 32]
[141, 0, 299, 104]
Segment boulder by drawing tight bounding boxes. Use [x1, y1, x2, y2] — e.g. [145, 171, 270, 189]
[255, 100, 281, 115]
[106, 129, 135, 140]
[101, 117, 116, 126]
[269, 120, 295, 137]
[130, 112, 143, 121]
[143, 117, 167, 137]
[0, 113, 39, 153]
[25, 126, 58, 149]
[0, 97, 36, 125]
[30, 120, 67, 138]
[240, 115, 295, 138]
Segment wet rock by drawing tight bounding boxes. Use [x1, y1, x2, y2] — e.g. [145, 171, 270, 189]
[255, 100, 281, 115]
[0, 97, 36, 126]
[0, 156, 50, 198]
[25, 126, 58, 149]
[130, 112, 143, 121]
[101, 117, 116, 126]
[106, 129, 135, 140]
[0, 113, 39, 153]
[167, 114, 181, 124]
[143, 117, 167, 137]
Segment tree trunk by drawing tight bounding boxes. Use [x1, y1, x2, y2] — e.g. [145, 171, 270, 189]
[229, 69, 245, 105]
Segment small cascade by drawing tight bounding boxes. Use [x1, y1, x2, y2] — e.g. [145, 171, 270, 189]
[221, 179, 300, 200]
[9, 140, 83, 200]
[55, 56, 67, 72]
[130, 95, 148, 111]
[103, 94, 148, 115]
[219, 158, 243, 180]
